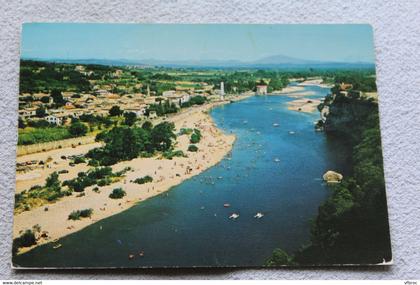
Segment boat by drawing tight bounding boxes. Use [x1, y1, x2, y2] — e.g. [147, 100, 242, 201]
[273, 123, 279, 127]
[223, 203, 231, 208]
[229, 213, 239, 219]
[128, 254, 135, 259]
[274, 158, 280, 162]
[52, 243, 62, 249]
[289, 131, 295, 135]
[254, 212, 264, 219]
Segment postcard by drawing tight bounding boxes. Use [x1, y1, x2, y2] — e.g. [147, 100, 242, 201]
[13, 23, 391, 268]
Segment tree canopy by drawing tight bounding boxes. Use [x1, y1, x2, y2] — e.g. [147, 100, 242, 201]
[109, 105, 123, 117]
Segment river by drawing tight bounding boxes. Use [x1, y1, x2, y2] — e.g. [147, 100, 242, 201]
[14, 84, 350, 268]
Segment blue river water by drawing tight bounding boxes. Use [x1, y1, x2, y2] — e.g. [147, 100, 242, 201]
[14, 85, 350, 268]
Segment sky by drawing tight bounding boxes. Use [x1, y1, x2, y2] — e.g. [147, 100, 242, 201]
[21, 24, 375, 63]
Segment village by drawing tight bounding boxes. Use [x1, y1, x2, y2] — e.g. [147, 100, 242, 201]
[18, 64, 228, 127]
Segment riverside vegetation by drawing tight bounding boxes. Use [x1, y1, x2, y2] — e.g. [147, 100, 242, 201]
[15, 119, 178, 213]
[14, 118, 179, 254]
[267, 71, 391, 265]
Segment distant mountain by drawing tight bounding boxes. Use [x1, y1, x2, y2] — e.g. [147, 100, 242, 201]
[252, 54, 320, 65]
[22, 55, 375, 70]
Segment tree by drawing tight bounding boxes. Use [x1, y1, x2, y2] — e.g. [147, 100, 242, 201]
[142, 121, 153, 131]
[18, 118, 26, 129]
[190, 129, 202, 144]
[190, 133, 200, 144]
[14, 229, 36, 248]
[123, 112, 137, 126]
[109, 105, 123, 117]
[109, 188, 126, 199]
[40, 96, 51, 103]
[290, 86, 391, 265]
[51, 89, 65, 106]
[92, 126, 152, 165]
[189, 95, 206, 105]
[35, 106, 47, 118]
[151, 122, 176, 151]
[69, 121, 88, 137]
[266, 249, 294, 266]
[45, 171, 61, 191]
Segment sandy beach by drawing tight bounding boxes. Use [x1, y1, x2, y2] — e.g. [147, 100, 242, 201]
[287, 98, 321, 113]
[297, 79, 333, 88]
[13, 99, 245, 254]
[287, 91, 317, 97]
[272, 86, 305, 94]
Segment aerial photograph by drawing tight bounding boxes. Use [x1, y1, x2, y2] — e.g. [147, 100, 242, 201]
[13, 23, 391, 268]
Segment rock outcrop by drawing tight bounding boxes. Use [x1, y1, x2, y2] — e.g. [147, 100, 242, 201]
[323, 170, 343, 183]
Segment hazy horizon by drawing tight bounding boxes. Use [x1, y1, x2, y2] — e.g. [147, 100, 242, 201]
[21, 24, 375, 64]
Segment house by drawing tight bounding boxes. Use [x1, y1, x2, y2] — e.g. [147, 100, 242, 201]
[166, 93, 190, 107]
[106, 93, 120, 100]
[19, 107, 37, 119]
[256, 85, 268, 95]
[45, 115, 62, 126]
[181, 93, 191, 104]
[31, 101, 44, 107]
[75, 65, 85, 72]
[124, 105, 147, 117]
[162, 90, 177, 97]
[339, 83, 353, 91]
[144, 96, 158, 105]
[62, 92, 76, 99]
[96, 89, 110, 97]
[113, 69, 123, 77]
[64, 102, 75, 109]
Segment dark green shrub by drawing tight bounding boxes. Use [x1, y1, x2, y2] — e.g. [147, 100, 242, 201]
[163, 150, 186, 160]
[180, 128, 193, 135]
[190, 129, 202, 144]
[13, 229, 37, 255]
[188, 145, 198, 152]
[73, 157, 86, 164]
[68, 121, 88, 137]
[97, 177, 111, 187]
[133, 175, 153, 184]
[109, 188, 126, 199]
[68, 208, 93, 220]
[88, 159, 99, 166]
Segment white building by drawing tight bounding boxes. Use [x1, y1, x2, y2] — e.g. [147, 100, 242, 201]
[166, 93, 190, 107]
[256, 85, 268, 95]
[125, 105, 147, 117]
[181, 93, 191, 104]
[220, 82, 225, 100]
[45, 115, 62, 126]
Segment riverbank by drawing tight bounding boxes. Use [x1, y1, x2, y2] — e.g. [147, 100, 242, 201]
[287, 98, 322, 113]
[13, 98, 248, 254]
[297, 78, 333, 89]
[14, 89, 346, 268]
